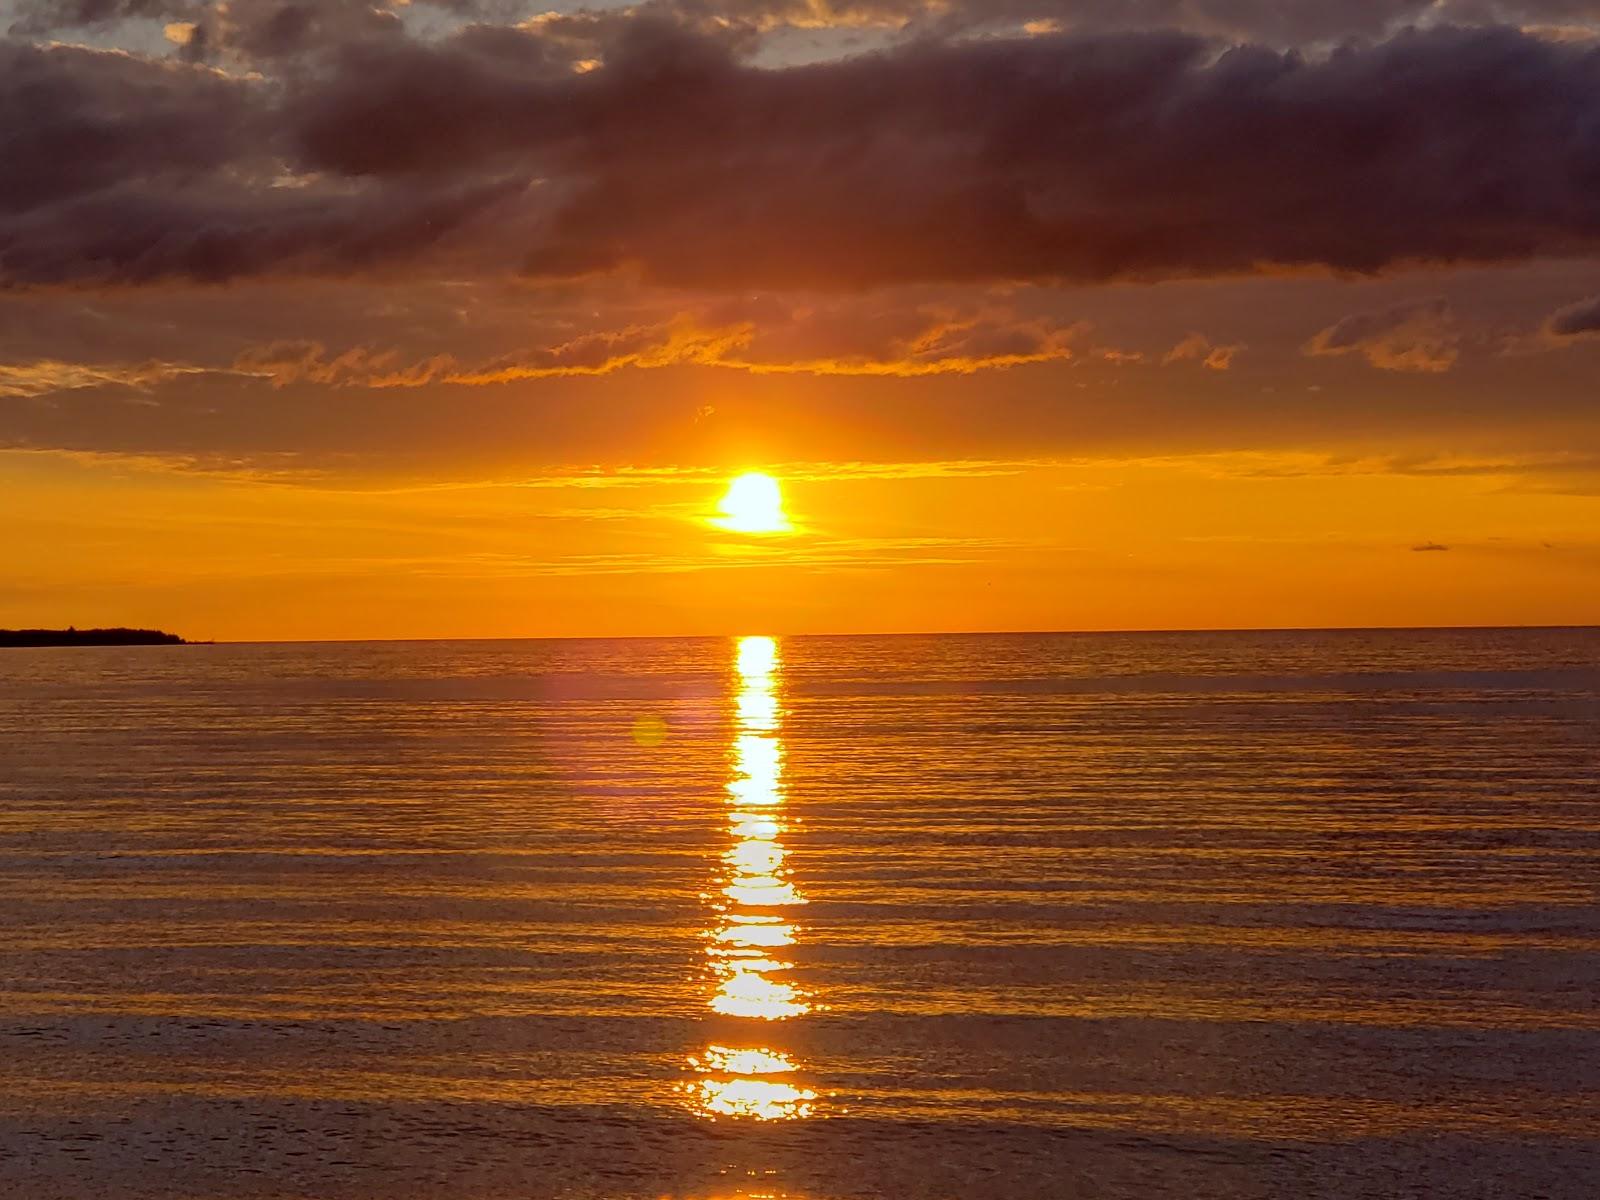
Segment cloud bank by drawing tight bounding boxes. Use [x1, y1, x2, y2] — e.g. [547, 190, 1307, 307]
[5, 19, 1600, 291]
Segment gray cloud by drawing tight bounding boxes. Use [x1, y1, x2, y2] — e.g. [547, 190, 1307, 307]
[7, 0, 422, 60]
[1543, 293, 1600, 337]
[16, 0, 1600, 50]
[759, 0, 1600, 45]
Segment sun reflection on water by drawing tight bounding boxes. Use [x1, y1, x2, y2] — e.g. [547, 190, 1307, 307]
[687, 635, 817, 1121]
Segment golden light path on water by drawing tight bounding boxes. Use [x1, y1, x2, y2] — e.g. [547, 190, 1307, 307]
[687, 635, 818, 1121]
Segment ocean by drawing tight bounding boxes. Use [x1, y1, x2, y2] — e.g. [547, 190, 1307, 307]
[1, 629, 1597, 1198]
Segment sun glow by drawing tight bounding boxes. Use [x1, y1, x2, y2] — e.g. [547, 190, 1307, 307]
[713, 472, 790, 534]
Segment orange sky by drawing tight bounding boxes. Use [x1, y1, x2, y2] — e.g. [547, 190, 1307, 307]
[6, 5, 1600, 638]
[7, 446, 1599, 640]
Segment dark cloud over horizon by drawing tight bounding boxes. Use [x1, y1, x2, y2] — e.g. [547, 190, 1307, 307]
[4, 18, 1600, 291]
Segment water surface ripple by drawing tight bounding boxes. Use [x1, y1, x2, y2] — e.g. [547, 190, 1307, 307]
[1, 629, 1597, 1198]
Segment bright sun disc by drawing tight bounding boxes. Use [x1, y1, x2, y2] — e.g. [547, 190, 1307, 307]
[714, 472, 790, 534]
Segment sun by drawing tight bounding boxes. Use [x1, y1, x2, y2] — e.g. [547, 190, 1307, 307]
[713, 472, 790, 534]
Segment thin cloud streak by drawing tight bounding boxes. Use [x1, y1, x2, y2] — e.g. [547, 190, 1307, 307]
[0, 358, 213, 398]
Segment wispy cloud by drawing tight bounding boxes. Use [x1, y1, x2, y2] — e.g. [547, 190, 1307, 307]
[409, 459, 1043, 493]
[1163, 332, 1243, 371]
[0, 359, 213, 399]
[1303, 300, 1459, 373]
[232, 306, 1092, 387]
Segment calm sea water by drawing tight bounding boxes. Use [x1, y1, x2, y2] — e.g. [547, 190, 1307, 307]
[1, 629, 1597, 1199]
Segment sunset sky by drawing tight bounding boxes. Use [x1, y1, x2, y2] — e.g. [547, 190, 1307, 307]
[5, 0, 1600, 638]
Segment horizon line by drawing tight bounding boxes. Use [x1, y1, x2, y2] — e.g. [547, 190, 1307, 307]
[180, 621, 1600, 645]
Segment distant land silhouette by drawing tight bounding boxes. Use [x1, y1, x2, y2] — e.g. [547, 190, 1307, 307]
[0, 627, 189, 647]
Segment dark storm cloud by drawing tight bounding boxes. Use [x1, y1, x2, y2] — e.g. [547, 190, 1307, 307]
[1, 177, 526, 287]
[0, 41, 254, 212]
[313, 23, 1600, 290]
[7, 20, 1600, 289]
[0, 40, 527, 286]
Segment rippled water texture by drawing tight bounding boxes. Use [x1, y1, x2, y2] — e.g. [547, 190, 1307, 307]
[1, 629, 1597, 1198]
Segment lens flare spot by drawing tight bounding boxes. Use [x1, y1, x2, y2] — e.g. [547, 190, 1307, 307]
[630, 714, 668, 747]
